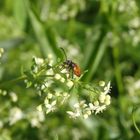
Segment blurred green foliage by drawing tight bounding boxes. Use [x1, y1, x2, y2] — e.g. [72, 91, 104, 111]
[0, 0, 140, 139]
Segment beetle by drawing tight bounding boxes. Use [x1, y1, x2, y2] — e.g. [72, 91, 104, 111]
[60, 48, 81, 77]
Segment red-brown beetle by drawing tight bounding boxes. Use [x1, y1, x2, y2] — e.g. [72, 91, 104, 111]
[60, 48, 81, 77]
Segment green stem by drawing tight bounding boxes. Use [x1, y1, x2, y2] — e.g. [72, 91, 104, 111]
[132, 107, 140, 135]
[0, 75, 27, 88]
[77, 81, 99, 94]
[113, 47, 124, 96]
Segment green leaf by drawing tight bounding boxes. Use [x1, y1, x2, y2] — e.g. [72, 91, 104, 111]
[13, 0, 27, 29]
[84, 36, 108, 82]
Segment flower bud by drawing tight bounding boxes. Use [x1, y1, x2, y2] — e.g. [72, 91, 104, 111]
[54, 73, 61, 80]
[83, 114, 89, 119]
[36, 105, 42, 112]
[94, 100, 99, 106]
[60, 77, 65, 83]
[99, 81, 105, 87]
[99, 93, 106, 103]
[66, 80, 74, 88]
[47, 93, 53, 99]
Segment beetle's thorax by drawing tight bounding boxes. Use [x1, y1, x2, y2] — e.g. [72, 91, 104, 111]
[64, 60, 75, 68]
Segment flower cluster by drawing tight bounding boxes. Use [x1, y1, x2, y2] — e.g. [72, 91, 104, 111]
[67, 82, 111, 119]
[24, 54, 111, 119]
[0, 88, 46, 128]
[24, 55, 75, 114]
[48, 0, 86, 21]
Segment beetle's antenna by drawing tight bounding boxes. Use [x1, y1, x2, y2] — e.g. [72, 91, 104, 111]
[60, 47, 67, 60]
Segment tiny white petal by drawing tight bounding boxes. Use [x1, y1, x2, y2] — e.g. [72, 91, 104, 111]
[95, 105, 106, 114]
[104, 81, 111, 94]
[89, 103, 98, 111]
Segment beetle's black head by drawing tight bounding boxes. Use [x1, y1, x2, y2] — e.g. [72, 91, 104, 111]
[64, 60, 75, 68]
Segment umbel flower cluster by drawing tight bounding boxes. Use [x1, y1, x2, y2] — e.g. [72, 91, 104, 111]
[24, 54, 111, 119]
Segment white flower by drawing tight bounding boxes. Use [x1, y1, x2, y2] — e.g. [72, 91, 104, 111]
[67, 111, 75, 116]
[61, 69, 67, 74]
[34, 57, 44, 65]
[89, 103, 98, 111]
[31, 118, 40, 128]
[47, 93, 53, 99]
[99, 93, 106, 103]
[45, 100, 57, 114]
[55, 92, 61, 97]
[37, 111, 45, 122]
[60, 77, 65, 83]
[74, 103, 80, 108]
[49, 60, 54, 66]
[86, 110, 91, 115]
[46, 68, 54, 75]
[33, 67, 38, 73]
[94, 101, 99, 106]
[106, 95, 111, 100]
[104, 95, 111, 105]
[105, 99, 111, 105]
[44, 97, 49, 105]
[61, 93, 70, 104]
[67, 111, 81, 118]
[36, 105, 42, 112]
[9, 107, 23, 125]
[48, 54, 53, 59]
[10, 92, 18, 102]
[43, 80, 53, 88]
[63, 92, 68, 97]
[103, 81, 111, 95]
[54, 73, 61, 80]
[41, 84, 46, 90]
[95, 105, 106, 114]
[66, 80, 74, 88]
[83, 114, 89, 119]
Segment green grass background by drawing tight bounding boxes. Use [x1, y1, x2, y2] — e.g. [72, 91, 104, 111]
[0, 0, 140, 139]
